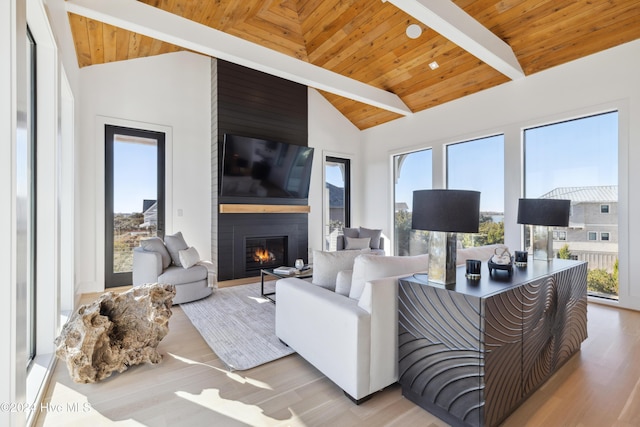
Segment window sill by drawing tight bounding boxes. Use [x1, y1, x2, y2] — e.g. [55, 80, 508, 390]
[26, 353, 56, 427]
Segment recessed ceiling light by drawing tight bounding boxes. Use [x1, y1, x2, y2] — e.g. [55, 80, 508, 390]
[406, 24, 422, 39]
[429, 61, 439, 70]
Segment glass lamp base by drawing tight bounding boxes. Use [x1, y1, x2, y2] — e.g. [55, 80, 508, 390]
[428, 231, 457, 285]
[531, 225, 554, 261]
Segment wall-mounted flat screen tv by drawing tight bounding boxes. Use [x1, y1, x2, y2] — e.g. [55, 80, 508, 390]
[220, 134, 314, 199]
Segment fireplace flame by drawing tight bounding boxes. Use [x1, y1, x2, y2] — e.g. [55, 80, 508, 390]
[253, 248, 276, 264]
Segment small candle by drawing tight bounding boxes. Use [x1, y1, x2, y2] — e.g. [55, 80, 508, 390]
[515, 251, 528, 267]
[466, 259, 481, 280]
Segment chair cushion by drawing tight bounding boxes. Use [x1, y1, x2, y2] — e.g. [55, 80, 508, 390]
[349, 253, 429, 300]
[164, 231, 189, 267]
[158, 264, 207, 284]
[312, 249, 369, 291]
[140, 237, 171, 269]
[335, 269, 353, 296]
[344, 236, 370, 250]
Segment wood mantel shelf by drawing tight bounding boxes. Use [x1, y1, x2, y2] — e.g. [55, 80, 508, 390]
[219, 204, 310, 214]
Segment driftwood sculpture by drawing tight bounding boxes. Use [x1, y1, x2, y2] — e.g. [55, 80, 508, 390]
[54, 283, 176, 383]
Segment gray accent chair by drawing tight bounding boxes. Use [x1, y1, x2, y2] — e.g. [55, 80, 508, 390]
[132, 235, 213, 304]
[337, 227, 386, 255]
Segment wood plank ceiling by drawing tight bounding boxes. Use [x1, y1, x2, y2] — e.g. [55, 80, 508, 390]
[67, 0, 640, 130]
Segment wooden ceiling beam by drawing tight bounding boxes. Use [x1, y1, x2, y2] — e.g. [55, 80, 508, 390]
[65, 0, 413, 116]
[382, 0, 525, 80]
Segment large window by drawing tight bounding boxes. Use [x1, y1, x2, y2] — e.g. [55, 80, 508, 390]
[393, 149, 432, 255]
[524, 111, 618, 299]
[447, 135, 505, 247]
[324, 156, 350, 250]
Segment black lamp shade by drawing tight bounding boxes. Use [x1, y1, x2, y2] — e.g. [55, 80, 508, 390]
[517, 198, 571, 226]
[412, 189, 480, 233]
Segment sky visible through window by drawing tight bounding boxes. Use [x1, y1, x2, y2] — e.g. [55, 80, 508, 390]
[448, 135, 504, 213]
[395, 149, 432, 211]
[116, 111, 617, 215]
[392, 111, 617, 214]
[114, 138, 157, 214]
[525, 111, 618, 197]
[325, 164, 344, 187]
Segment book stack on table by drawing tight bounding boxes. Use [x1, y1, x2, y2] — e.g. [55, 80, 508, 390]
[273, 266, 298, 275]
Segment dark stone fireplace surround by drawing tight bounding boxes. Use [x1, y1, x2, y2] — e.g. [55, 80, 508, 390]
[212, 59, 310, 281]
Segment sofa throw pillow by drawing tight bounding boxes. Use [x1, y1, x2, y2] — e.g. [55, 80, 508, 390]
[179, 246, 201, 269]
[334, 269, 353, 296]
[312, 249, 369, 291]
[344, 236, 371, 250]
[164, 231, 189, 267]
[349, 253, 429, 300]
[141, 237, 172, 269]
[358, 227, 382, 249]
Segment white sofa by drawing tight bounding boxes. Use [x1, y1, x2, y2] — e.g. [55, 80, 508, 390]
[275, 244, 508, 403]
[275, 251, 429, 403]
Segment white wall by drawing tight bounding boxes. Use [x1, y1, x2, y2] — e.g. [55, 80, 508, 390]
[76, 51, 211, 293]
[361, 40, 640, 311]
[307, 88, 363, 254]
[75, 51, 366, 291]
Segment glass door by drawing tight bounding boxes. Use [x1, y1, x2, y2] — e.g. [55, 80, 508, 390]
[324, 156, 350, 250]
[105, 125, 165, 288]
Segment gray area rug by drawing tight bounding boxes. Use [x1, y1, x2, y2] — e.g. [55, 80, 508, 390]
[179, 282, 294, 371]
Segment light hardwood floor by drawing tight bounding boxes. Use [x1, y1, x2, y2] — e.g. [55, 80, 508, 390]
[35, 288, 640, 427]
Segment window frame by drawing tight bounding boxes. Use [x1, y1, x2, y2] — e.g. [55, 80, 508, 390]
[26, 25, 37, 366]
[446, 134, 505, 247]
[104, 125, 166, 288]
[522, 110, 619, 301]
[392, 147, 433, 256]
[323, 154, 352, 251]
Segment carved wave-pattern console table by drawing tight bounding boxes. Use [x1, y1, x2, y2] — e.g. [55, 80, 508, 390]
[398, 259, 588, 427]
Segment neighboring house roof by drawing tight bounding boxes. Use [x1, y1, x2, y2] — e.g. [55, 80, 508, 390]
[140, 201, 158, 229]
[540, 186, 618, 203]
[142, 199, 157, 213]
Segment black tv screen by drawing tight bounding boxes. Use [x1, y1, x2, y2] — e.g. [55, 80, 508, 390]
[220, 134, 314, 199]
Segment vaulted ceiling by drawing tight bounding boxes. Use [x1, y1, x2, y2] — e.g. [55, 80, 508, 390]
[66, 0, 640, 130]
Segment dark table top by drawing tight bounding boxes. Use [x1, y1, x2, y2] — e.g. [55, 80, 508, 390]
[400, 258, 586, 299]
